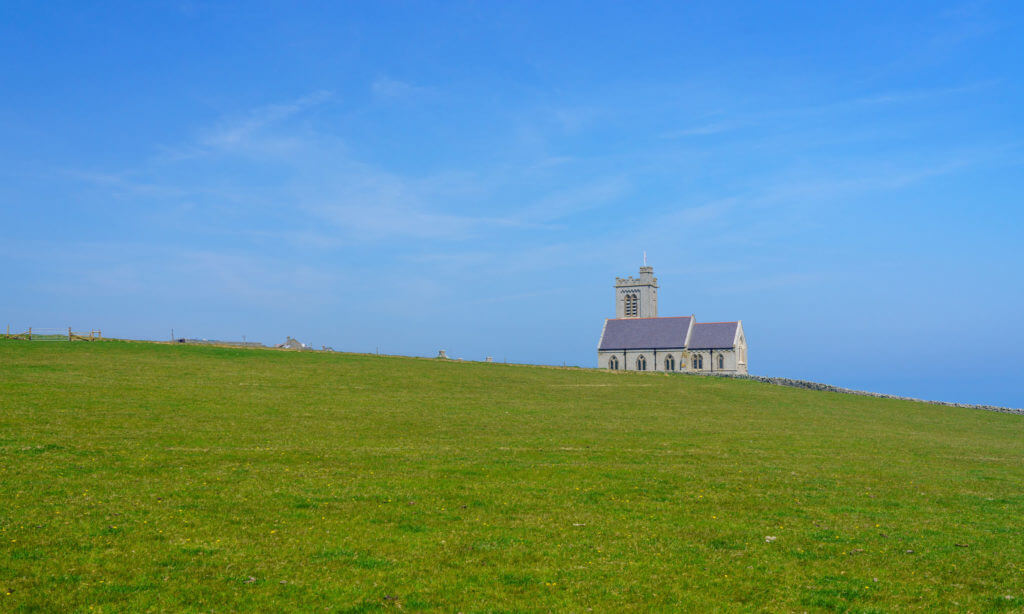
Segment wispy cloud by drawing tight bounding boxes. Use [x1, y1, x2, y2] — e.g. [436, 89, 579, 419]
[661, 121, 739, 139]
[371, 76, 435, 101]
[658, 81, 998, 144]
[825, 81, 999, 110]
[152, 91, 334, 161]
[707, 272, 823, 295]
[660, 198, 738, 225]
[61, 78, 999, 275]
[289, 159, 525, 241]
[310, 201, 512, 241]
[202, 90, 333, 148]
[513, 177, 629, 226]
[549, 106, 606, 132]
[76, 89, 638, 244]
[17, 238, 342, 310]
[470, 287, 570, 305]
[749, 158, 974, 206]
[61, 170, 188, 198]
[173, 248, 341, 305]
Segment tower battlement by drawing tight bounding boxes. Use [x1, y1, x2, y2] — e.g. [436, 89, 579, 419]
[615, 276, 659, 287]
[616, 266, 657, 287]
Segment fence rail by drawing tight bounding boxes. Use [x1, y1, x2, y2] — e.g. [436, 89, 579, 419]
[3, 326, 103, 341]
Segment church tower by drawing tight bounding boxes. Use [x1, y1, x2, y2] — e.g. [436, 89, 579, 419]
[615, 265, 658, 318]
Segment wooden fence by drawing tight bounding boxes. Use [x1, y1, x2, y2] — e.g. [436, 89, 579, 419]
[3, 326, 103, 341]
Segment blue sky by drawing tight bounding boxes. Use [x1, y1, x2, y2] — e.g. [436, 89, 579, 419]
[2, 2, 1022, 406]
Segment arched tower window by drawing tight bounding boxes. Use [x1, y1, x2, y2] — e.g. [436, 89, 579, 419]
[636, 355, 647, 371]
[717, 354, 724, 369]
[608, 355, 619, 370]
[624, 293, 638, 317]
[665, 355, 675, 371]
[692, 354, 703, 369]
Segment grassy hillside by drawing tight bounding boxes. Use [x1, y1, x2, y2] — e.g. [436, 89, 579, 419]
[1, 340, 1022, 612]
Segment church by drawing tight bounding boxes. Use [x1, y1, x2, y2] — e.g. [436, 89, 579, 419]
[597, 265, 748, 374]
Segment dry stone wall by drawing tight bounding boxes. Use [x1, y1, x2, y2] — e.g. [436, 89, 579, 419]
[693, 372, 1024, 416]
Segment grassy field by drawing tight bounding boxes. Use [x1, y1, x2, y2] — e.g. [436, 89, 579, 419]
[1, 340, 1022, 612]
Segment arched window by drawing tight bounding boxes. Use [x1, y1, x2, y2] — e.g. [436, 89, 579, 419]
[665, 355, 675, 371]
[636, 355, 647, 371]
[608, 355, 619, 370]
[718, 354, 724, 369]
[624, 293, 638, 317]
[692, 354, 703, 369]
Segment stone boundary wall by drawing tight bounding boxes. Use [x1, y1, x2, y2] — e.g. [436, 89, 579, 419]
[175, 339, 267, 348]
[696, 372, 1024, 416]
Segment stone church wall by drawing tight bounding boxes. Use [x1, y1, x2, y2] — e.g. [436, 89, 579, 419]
[599, 349, 747, 374]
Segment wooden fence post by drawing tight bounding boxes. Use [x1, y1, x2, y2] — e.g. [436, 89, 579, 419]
[68, 327, 72, 342]
[28, 327, 32, 341]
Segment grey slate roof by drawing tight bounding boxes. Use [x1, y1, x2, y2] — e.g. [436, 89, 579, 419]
[598, 316, 692, 350]
[687, 322, 739, 349]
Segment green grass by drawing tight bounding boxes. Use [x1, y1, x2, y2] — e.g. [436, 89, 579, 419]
[1, 340, 1022, 612]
